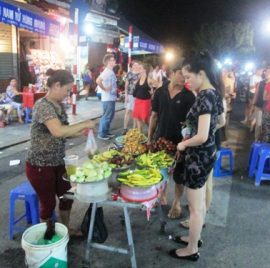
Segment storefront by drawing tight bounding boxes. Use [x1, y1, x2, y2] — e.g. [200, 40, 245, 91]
[0, 0, 66, 91]
[78, 9, 119, 73]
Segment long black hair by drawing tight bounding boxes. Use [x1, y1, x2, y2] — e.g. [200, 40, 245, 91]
[182, 50, 224, 97]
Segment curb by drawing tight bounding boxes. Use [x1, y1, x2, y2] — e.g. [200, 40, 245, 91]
[0, 107, 125, 150]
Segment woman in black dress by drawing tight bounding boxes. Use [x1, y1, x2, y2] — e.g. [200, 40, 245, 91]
[168, 51, 224, 261]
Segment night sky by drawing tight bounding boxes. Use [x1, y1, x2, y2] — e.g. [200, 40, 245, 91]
[117, 0, 270, 56]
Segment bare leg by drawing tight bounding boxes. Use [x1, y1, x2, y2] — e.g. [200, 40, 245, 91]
[205, 169, 213, 212]
[124, 109, 131, 129]
[6, 106, 13, 122]
[159, 182, 168, 205]
[168, 183, 184, 218]
[85, 85, 90, 100]
[180, 170, 212, 228]
[136, 119, 143, 132]
[175, 184, 206, 256]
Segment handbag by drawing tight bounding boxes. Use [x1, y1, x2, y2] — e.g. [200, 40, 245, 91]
[12, 95, 23, 103]
[80, 204, 108, 243]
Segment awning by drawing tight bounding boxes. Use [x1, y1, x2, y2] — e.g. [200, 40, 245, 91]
[0, 0, 60, 37]
[120, 36, 164, 55]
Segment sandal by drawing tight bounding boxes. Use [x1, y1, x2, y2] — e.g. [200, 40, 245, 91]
[172, 236, 203, 248]
[179, 219, 206, 229]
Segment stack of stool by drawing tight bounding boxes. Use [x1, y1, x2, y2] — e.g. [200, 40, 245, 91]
[9, 182, 39, 239]
[248, 142, 270, 186]
[214, 147, 233, 178]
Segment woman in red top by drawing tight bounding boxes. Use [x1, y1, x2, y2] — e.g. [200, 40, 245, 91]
[132, 63, 156, 132]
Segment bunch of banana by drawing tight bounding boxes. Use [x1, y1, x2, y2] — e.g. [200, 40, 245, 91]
[117, 168, 162, 187]
[93, 149, 119, 163]
[136, 151, 174, 169]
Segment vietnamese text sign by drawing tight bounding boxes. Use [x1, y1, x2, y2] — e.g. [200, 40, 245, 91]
[0, 0, 60, 37]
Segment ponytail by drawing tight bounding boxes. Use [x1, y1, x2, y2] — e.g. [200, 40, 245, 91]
[182, 50, 224, 97]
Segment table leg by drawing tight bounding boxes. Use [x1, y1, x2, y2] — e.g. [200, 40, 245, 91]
[157, 199, 167, 234]
[83, 202, 97, 268]
[123, 206, 137, 268]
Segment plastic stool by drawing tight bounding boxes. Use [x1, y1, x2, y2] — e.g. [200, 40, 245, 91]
[9, 182, 39, 239]
[248, 142, 270, 178]
[255, 147, 270, 186]
[214, 147, 233, 177]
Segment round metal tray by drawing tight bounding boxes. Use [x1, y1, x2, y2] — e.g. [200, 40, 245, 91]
[115, 135, 148, 145]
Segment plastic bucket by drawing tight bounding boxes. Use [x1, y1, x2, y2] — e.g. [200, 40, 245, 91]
[21, 223, 69, 268]
[160, 167, 169, 181]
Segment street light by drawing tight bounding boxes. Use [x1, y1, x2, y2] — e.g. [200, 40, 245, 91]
[244, 61, 254, 72]
[165, 51, 174, 62]
[84, 22, 95, 36]
[262, 19, 270, 36]
[224, 58, 233, 65]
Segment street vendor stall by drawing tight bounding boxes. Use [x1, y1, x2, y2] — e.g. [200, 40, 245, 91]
[61, 129, 175, 268]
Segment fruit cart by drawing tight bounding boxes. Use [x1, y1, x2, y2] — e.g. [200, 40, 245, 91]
[63, 130, 176, 268]
[63, 176, 167, 268]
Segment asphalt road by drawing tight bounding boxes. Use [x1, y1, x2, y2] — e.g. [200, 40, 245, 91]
[2, 103, 270, 268]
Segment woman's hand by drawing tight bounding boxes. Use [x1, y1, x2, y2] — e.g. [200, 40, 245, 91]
[177, 141, 186, 151]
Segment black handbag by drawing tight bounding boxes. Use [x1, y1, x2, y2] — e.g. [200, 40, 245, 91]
[12, 95, 23, 103]
[80, 204, 108, 243]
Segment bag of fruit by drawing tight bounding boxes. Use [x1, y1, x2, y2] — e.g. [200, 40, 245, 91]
[85, 129, 98, 156]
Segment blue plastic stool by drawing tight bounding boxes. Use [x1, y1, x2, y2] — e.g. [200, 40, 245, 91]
[248, 142, 270, 178]
[214, 147, 233, 177]
[255, 147, 270, 186]
[9, 182, 39, 239]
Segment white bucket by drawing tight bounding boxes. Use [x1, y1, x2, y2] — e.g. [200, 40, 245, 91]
[21, 223, 69, 268]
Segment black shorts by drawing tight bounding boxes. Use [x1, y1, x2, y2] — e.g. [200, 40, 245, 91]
[173, 158, 185, 184]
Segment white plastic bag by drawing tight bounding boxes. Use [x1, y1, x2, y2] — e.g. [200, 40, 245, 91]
[85, 129, 98, 156]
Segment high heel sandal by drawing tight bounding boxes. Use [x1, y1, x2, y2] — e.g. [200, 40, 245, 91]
[168, 249, 200, 261]
[172, 236, 203, 248]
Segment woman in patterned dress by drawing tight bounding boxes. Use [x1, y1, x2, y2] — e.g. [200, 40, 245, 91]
[168, 51, 224, 261]
[26, 69, 95, 234]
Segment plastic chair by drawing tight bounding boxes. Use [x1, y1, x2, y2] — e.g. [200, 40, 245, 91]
[255, 147, 270, 186]
[213, 147, 233, 177]
[248, 142, 270, 178]
[9, 182, 39, 240]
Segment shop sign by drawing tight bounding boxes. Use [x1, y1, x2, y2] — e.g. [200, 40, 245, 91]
[121, 36, 164, 54]
[0, 0, 60, 37]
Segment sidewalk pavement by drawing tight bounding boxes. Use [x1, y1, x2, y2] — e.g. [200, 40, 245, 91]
[0, 97, 125, 150]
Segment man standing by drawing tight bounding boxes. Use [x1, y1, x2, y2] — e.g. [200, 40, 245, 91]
[96, 54, 117, 140]
[148, 65, 195, 215]
[123, 61, 140, 134]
